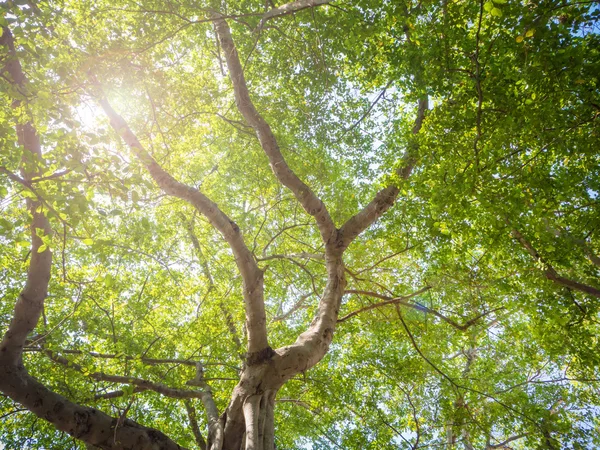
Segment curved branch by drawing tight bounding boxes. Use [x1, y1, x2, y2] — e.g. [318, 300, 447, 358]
[97, 95, 269, 354]
[0, 25, 187, 450]
[275, 252, 346, 379]
[0, 26, 52, 366]
[213, 16, 337, 248]
[0, 366, 188, 450]
[212, 16, 351, 391]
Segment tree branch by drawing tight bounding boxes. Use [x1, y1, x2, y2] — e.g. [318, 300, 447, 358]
[44, 349, 206, 400]
[96, 94, 270, 354]
[396, 305, 459, 387]
[213, 15, 338, 249]
[486, 432, 529, 449]
[548, 226, 600, 268]
[184, 400, 208, 450]
[272, 292, 313, 321]
[258, 252, 325, 263]
[258, 0, 332, 29]
[24, 342, 240, 369]
[274, 251, 346, 379]
[0, 26, 188, 450]
[339, 287, 428, 322]
[337, 97, 428, 250]
[343, 79, 394, 135]
[186, 363, 223, 450]
[510, 226, 600, 299]
[340, 288, 503, 331]
[94, 387, 147, 400]
[0, 26, 53, 366]
[0, 365, 188, 450]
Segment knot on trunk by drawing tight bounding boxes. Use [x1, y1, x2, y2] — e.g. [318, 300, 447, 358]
[246, 346, 275, 366]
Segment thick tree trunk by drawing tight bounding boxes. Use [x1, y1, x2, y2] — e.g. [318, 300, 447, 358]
[219, 251, 345, 449]
[220, 370, 280, 450]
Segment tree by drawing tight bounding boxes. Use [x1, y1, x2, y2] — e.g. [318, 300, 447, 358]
[1, 0, 599, 448]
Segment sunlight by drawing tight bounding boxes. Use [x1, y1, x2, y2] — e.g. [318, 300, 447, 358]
[75, 98, 106, 132]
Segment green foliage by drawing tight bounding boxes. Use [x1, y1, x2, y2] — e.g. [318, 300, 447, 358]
[1, 0, 599, 448]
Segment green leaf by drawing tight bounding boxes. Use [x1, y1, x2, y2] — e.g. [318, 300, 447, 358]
[0, 218, 12, 230]
[104, 274, 115, 287]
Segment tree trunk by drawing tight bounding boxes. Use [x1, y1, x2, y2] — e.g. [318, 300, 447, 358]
[219, 370, 280, 450]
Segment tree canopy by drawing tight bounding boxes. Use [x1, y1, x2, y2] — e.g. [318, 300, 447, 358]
[1, 0, 599, 449]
